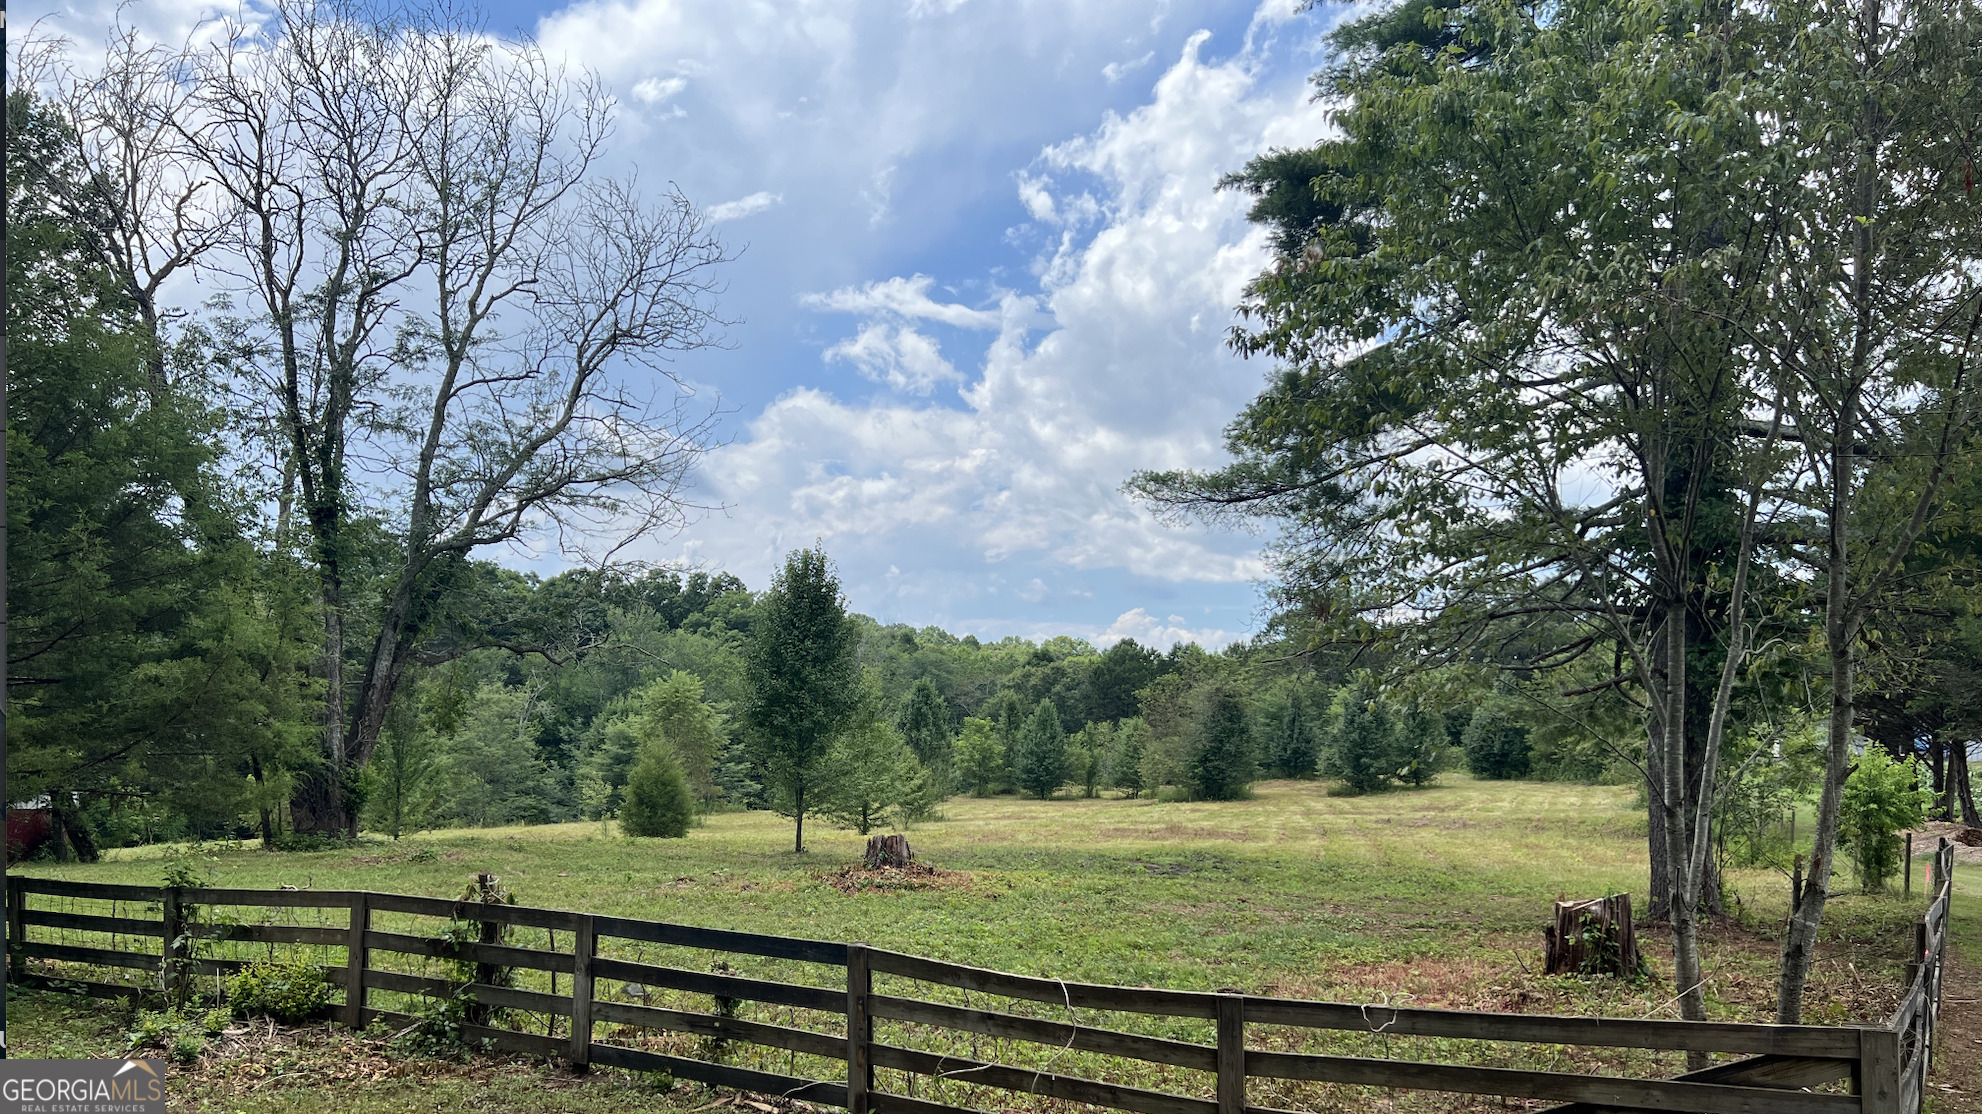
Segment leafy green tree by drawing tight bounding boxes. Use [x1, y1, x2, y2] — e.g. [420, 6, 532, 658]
[434, 684, 559, 828]
[1462, 704, 1532, 781]
[1324, 682, 1397, 795]
[820, 714, 923, 835]
[1086, 639, 1165, 723]
[1107, 718, 1148, 798]
[634, 671, 728, 806]
[1187, 689, 1256, 801]
[955, 718, 1006, 797]
[745, 549, 862, 851]
[1067, 723, 1107, 799]
[1013, 700, 1068, 800]
[1840, 750, 1933, 893]
[620, 736, 694, 838]
[897, 678, 956, 793]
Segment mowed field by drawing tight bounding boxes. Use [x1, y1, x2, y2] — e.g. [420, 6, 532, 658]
[8, 775, 1975, 1113]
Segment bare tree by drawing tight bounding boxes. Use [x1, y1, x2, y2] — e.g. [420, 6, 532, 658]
[59, 0, 729, 834]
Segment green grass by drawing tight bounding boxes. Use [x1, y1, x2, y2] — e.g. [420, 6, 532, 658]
[7, 776, 1959, 1113]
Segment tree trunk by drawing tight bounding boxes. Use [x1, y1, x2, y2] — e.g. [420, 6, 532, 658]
[1954, 742, 1979, 826]
[794, 785, 806, 854]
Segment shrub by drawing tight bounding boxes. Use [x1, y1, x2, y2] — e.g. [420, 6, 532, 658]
[226, 958, 335, 1022]
[621, 736, 694, 838]
[1462, 704, 1531, 779]
[1841, 748, 1933, 892]
[1186, 689, 1256, 801]
[1323, 680, 1396, 794]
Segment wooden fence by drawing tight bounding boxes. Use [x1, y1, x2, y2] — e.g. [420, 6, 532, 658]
[4, 839, 1956, 1114]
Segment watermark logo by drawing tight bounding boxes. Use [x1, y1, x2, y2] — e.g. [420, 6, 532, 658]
[0, 1059, 165, 1114]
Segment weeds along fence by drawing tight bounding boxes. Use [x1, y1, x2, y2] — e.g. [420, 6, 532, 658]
[5, 839, 1956, 1114]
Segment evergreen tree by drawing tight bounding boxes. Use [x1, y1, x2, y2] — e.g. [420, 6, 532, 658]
[1013, 700, 1068, 800]
[621, 735, 694, 838]
[1270, 696, 1320, 779]
[1324, 680, 1397, 795]
[1462, 704, 1532, 780]
[1187, 689, 1256, 801]
[745, 549, 862, 851]
[955, 718, 1005, 797]
[635, 671, 728, 806]
[1393, 701, 1448, 788]
[1108, 718, 1148, 798]
[897, 678, 956, 793]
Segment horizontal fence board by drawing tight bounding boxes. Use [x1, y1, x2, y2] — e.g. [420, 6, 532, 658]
[870, 993, 1215, 1071]
[871, 1092, 991, 1114]
[869, 950, 1218, 1019]
[21, 941, 159, 971]
[871, 1042, 1216, 1114]
[181, 887, 353, 909]
[1245, 1050, 1858, 1114]
[365, 892, 585, 933]
[364, 930, 572, 973]
[592, 914, 849, 966]
[23, 909, 163, 937]
[198, 923, 348, 946]
[8, 877, 164, 902]
[363, 969, 571, 1017]
[589, 1042, 849, 1104]
[592, 1000, 845, 1059]
[591, 956, 844, 1014]
[17, 973, 149, 1001]
[1243, 997, 1864, 1058]
[1537, 1054, 1857, 1113]
[459, 1022, 567, 1059]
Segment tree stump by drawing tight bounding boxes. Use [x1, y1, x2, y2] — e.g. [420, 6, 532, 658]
[863, 834, 913, 870]
[1543, 893, 1639, 977]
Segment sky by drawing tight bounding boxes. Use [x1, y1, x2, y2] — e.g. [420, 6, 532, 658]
[23, 0, 1349, 649]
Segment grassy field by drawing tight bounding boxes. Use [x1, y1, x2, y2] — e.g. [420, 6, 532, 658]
[8, 775, 1971, 1112]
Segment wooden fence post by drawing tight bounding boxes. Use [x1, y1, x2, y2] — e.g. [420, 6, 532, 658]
[7, 881, 26, 978]
[160, 887, 184, 1002]
[1858, 1025, 1902, 1114]
[847, 943, 872, 1114]
[1904, 833, 1913, 898]
[344, 892, 370, 1029]
[1217, 993, 1246, 1114]
[569, 914, 596, 1071]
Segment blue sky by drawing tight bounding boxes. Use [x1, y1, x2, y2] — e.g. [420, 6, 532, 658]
[30, 0, 1347, 648]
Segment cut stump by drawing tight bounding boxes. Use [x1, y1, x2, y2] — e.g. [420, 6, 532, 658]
[1543, 893, 1639, 977]
[863, 834, 913, 870]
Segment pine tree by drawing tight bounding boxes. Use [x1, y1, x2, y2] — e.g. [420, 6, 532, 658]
[1462, 703, 1531, 780]
[1270, 696, 1320, 779]
[1108, 718, 1148, 798]
[1187, 689, 1256, 801]
[620, 736, 693, 838]
[1013, 700, 1067, 800]
[1324, 680, 1397, 795]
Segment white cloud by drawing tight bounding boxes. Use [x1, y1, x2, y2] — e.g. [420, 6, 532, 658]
[1096, 607, 1241, 650]
[631, 75, 689, 103]
[704, 190, 782, 222]
[1101, 51, 1156, 83]
[665, 30, 1321, 603]
[804, 274, 1002, 329]
[824, 323, 962, 394]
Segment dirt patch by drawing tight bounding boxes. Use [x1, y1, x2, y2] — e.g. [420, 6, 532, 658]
[1911, 821, 1982, 864]
[822, 861, 971, 895]
[1929, 949, 1982, 1111]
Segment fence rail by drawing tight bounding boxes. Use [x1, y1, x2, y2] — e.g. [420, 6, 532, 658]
[3, 838, 1956, 1114]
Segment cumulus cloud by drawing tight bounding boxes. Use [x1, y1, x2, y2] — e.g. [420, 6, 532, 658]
[669, 29, 1322, 608]
[704, 190, 782, 222]
[1096, 608, 1241, 651]
[824, 323, 962, 394]
[631, 75, 688, 103]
